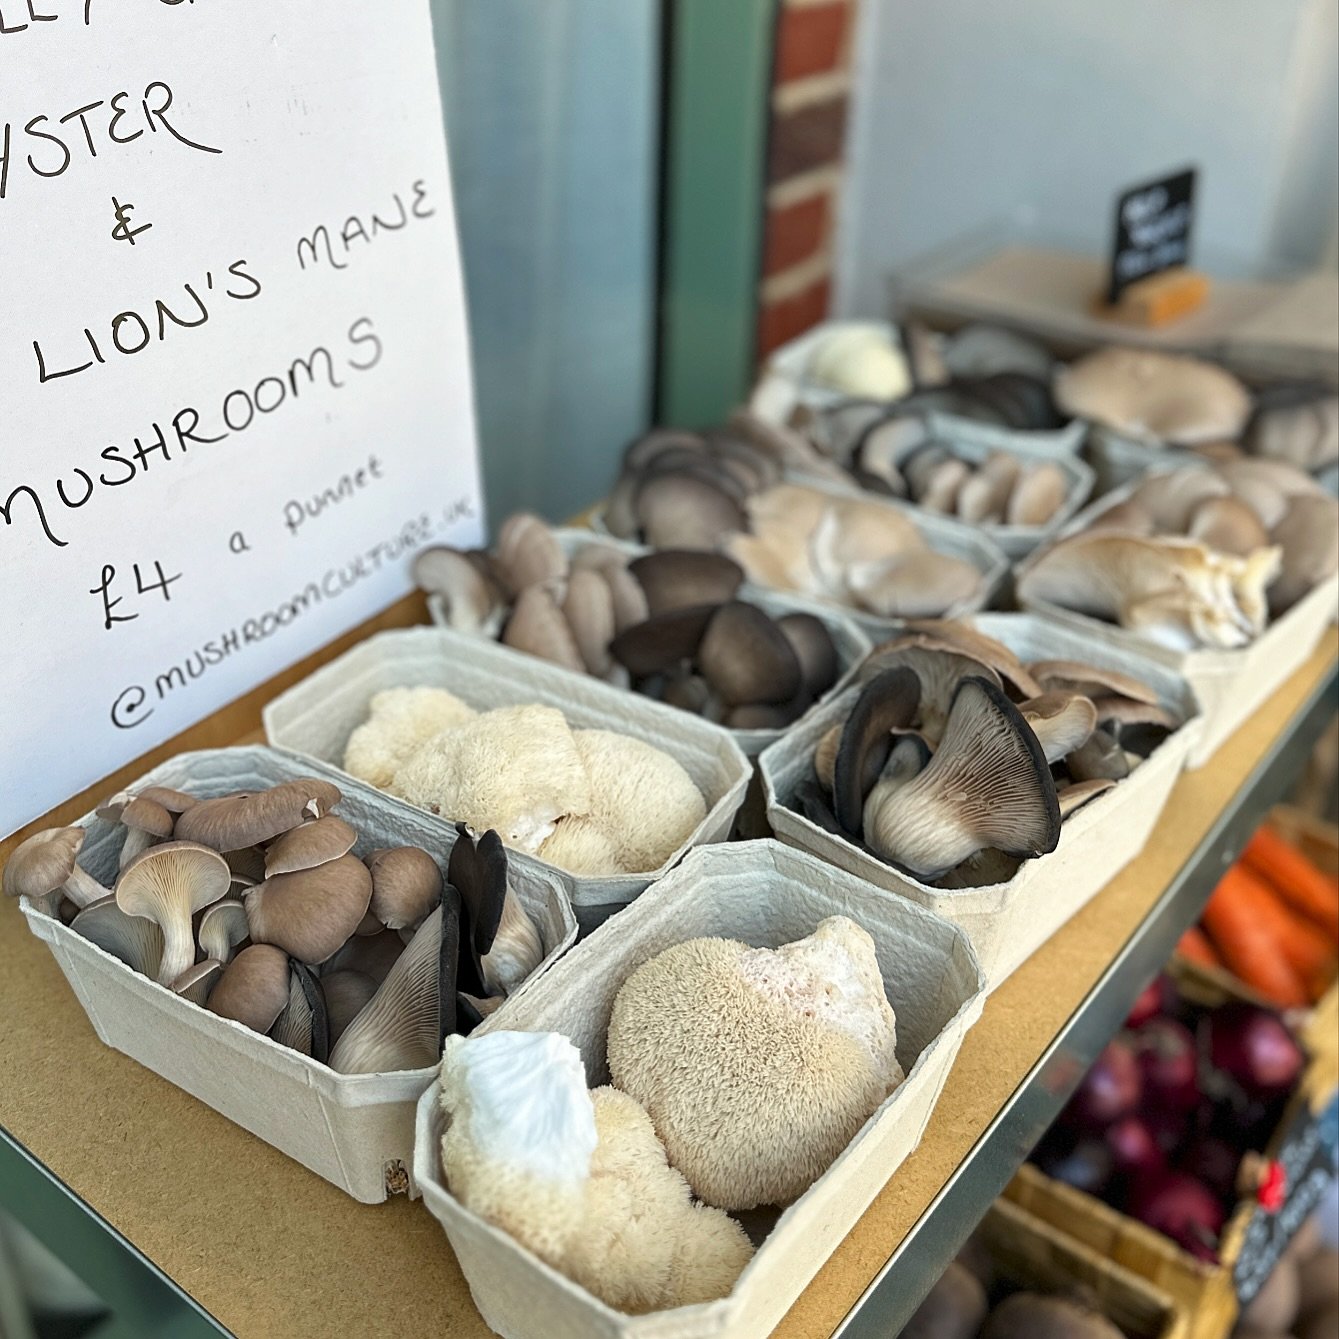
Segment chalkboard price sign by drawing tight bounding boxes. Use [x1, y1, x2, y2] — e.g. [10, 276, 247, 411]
[1107, 167, 1198, 302]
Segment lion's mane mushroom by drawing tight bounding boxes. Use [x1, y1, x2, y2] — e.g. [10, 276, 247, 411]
[567, 729, 706, 873]
[608, 916, 903, 1210]
[207, 943, 292, 1033]
[390, 704, 592, 854]
[3, 827, 109, 911]
[115, 841, 231, 985]
[439, 1031, 753, 1313]
[343, 686, 477, 790]
[536, 816, 624, 875]
[245, 853, 372, 965]
[70, 896, 164, 977]
[862, 676, 1060, 879]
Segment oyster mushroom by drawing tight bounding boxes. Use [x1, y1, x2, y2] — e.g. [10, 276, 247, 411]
[562, 568, 616, 677]
[1244, 391, 1338, 471]
[628, 550, 744, 615]
[69, 896, 164, 977]
[918, 457, 972, 514]
[863, 676, 1061, 878]
[1006, 462, 1069, 527]
[96, 793, 175, 869]
[448, 825, 542, 998]
[174, 779, 340, 850]
[776, 613, 840, 699]
[172, 960, 223, 1007]
[1029, 660, 1160, 706]
[1019, 692, 1098, 764]
[244, 853, 373, 965]
[137, 786, 197, 816]
[847, 550, 983, 619]
[413, 547, 504, 633]
[3, 827, 109, 911]
[270, 959, 330, 1062]
[502, 584, 585, 674]
[832, 668, 921, 834]
[634, 470, 746, 550]
[851, 415, 923, 494]
[903, 620, 1042, 700]
[322, 928, 404, 985]
[208, 943, 292, 1033]
[1128, 466, 1231, 532]
[365, 846, 442, 931]
[263, 815, 357, 877]
[320, 969, 377, 1044]
[494, 513, 567, 596]
[807, 325, 911, 401]
[1187, 495, 1270, 556]
[571, 546, 650, 634]
[1269, 493, 1339, 615]
[860, 735, 932, 833]
[1058, 778, 1118, 818]
[196, 898, 249, 965]
[115, 841, 231, 985]
[860, 637, 1003, 744]
[1067, 728, 1130, 782]
[608, 604, 715, 679]
[957, 452, 1020, 524]
[697, 601, 803, 707]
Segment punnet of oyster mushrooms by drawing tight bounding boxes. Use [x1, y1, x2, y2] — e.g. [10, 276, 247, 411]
[1019, 459, 1339, 650]
[342, 690, 706, 876]
[789, 621, 1183, 885]
[415, 515, 846, 731]
[6, 779, 546, 1073]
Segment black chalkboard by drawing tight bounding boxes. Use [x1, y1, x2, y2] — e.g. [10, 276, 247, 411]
[1231, 1087, 1339, 1305]
[1107, 167, 1198, 302]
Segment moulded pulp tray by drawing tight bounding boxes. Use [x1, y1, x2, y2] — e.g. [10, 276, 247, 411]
[412, 838, 986, 1339]
[262, 627, 752, 931]
[426, 530, 872, 760]
[759, 613, 1202, 988]
[1017, 477, 1339, 767]
[17, 745, 578, 1203]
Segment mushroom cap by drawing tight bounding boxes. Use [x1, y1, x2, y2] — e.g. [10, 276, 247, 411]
[571, 546, 650, 633]
[628, 550, 744, 615]
[1029, 659, 1160, 705]
[1019, 692, 1099, 764]
[562, 568, 617, 677]
[1269, 493, 1339, 615]
[343, 686, 477, 790]
[207, 943, 292, 1033]
[918, 456, 972, 513]
[174, 780, 340, 851]
[623, 427, 709, 474]
[264, 815, 358, 877]
[1006, 462, 1070, 528]
[3, 827, 86, 900]
[634, 470, 747, 550]
[1057, 778, 1118, 818]
[847, 550, 983, 620]
[775, 613, 840, 698]
[1129, 466, 1231, 533]
[863, 676, 1061, 877]
[494, 513, 567, 597]
[502, 584, 586, 674]
[366, 846, 443, 931]
[607, 916, 903, 1210]
[832, 668, 921, 834]
[196, 898, 249, 964]
[390, 704, 591, 854]
[1245, 391, 1339, 471]
[807, 325, 911, 401]
[70, 896, 164, 977]
[608, 604, 716, 679]
[137, 786, 198, 815]
[447, 827, 508, 989]
[245, 853, 373, 965]
[1054, 347, 1251, 445]
[115, 841, 231, 923]
[1066, 728, 1130, 782]
[957, 452, 1020, 524]
[321, 969, 378, 1044]
[172, 960, 223, 1008]
[570, 729, 707, 873]
[901, 620, 1042, 700]
[415, 547, 503, 633]
[697, 601, 803, 707]
[1187, 495, 1271, 556]
[117, 796, 175, 839]
[860, 638, 1003, 744]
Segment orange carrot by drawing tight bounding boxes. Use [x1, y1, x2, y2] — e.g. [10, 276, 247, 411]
[1202, 868, 1310, 1008]
[1239, 873, 1338, 998]
[1178, 925, 1222, 968]
[1242, 827, 1339, 943]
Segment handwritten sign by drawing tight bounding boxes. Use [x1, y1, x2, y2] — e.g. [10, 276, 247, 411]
[0, 1, 484, 838]
[1232, 1089, 1339, 1304]
[1107, 167, 1197, 302]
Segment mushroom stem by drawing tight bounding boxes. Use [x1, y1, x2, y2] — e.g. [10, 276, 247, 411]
[158, 917, 197, 987]
[64, 865, 110, 909]
[118, 828, 156, 871]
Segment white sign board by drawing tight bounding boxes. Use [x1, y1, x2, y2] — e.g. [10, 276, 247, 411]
[0, 0, 484, 837]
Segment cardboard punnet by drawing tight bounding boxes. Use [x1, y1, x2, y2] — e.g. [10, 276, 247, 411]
[262, 627, 752, 930]
[759, 613, 1203, 987]
[1016, 478, 1339, 767]
[424, 529, 872, 760]
[16, 745, 578, 1203]
[411, 839, 986, 1339]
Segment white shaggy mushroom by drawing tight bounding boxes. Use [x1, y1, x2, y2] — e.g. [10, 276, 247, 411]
[608, 916, 903, 1211]
[537, 816, 627, 876]
[571, 730, 706, 873]
[439, 1032, 753, 1314]
[391, 705, 591, 852]
[343, 686, 476, 789]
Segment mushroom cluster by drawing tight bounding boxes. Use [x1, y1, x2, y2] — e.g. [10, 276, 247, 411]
[415, 516, 844, 730]
[790, 622, 1181, 885]
[1020, 460, 1339, 648]
[5, 780, 545, 1073]
[343, 691, 706, 876]
[438, 1030, 754, 1314]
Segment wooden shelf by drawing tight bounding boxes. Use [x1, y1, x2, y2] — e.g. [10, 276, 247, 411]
[1, 626, 1334, 1339]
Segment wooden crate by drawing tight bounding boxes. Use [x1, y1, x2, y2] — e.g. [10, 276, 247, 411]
[976, 1198, 1188, 1339]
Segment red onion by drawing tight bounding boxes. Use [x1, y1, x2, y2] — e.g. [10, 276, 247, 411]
[1067, 1037, 1142, 1129]
[1182, 1135, 1240, 1200]
[1105, 1116, 1165, 1181]
[1207, 1003, 1304, 1099]
[1137, 1018, 1199, 1111]
[1130, 1172, 1225, 1262]
[1126, 975, 1173, 1029]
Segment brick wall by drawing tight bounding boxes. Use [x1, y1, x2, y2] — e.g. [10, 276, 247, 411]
[757, 0, 856, 361]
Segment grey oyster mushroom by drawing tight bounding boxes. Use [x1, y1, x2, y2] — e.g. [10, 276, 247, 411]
[413, 546, 504, 634]
[494, 512, 567, 596]
[196, 898, 249, 965]
[174, 779, 341, 850]
[862, 676, 1060, 879]
[244, 853, 373, 965]
[628, 550, 744, 615]
[70, 896, 164, 978]
[114, 841, 231, 985]
[320, 969, 378, 1045]
[207, 943, 292, 1034]
[1066, 728, 1130, 782]
[95, 793, 175, 869]
[697, 601, 803, 708]
[172, 960, 223, 1008]
[448, 825, 542, 998]
[270, 959, 330, 1063]
[1019, 692, 1099, 765]
[322, 928, 405, 985]
[503, 584, 586, 673]
[1058, 778, 1118, 818]
[831, 668, 922, 835]
[263, 815, 358, 877]
[3, 827, 109, 912]
[562, 568, 617, 677]
[860, 635, 1004, 745]
[365, 846, 443, 931]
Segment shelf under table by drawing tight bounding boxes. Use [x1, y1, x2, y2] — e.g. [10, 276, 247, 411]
[1, 627, 1334, 1339]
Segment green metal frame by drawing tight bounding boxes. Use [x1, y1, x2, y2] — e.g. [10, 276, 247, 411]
[657, 0, 778, 426]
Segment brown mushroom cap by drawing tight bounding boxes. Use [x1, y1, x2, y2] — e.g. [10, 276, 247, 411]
[848, 551, 983, 619]
[118, 796, 175, 839]
[1187, 495, 1270, 556]
[562, 568, 617, 677]
[137, 786, 198, 815]
[833, 668, 921, 834]
[207, 944, 292, 1033]
[413, 547, 501, 632]
[775, 613, 840, 698]
[1029, 660, 1160, 706]
[571, 546, 650, 633]
[634, 469, 747, 550]
[264, 815, 358, 877]
[365, 847, 443, 931]
[175, 780, 340, 850]
[902, 620, 1042, 700]
[196, 898, 250, 965]
[501, 584, 586, 673]
[494, 513, 567, 596]
[1007, 463, 1069, 528]
[115, 841, 231, 985]
[628, 551, 745, 615]
[697, 601, 803, 707]
[245, 853, 373, 965]
[608, 604, 716, 679]
[3, 827, 107, 909]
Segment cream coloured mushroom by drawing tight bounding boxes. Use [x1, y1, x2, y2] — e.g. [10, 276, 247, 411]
[115, 841, 231, 985]
[806, 325, 912, 401]
[3, 827, 109, 911]
[342, 687, 477, 790]
[502, 584, 586, 674]
[1019, 693, 1099, 764]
